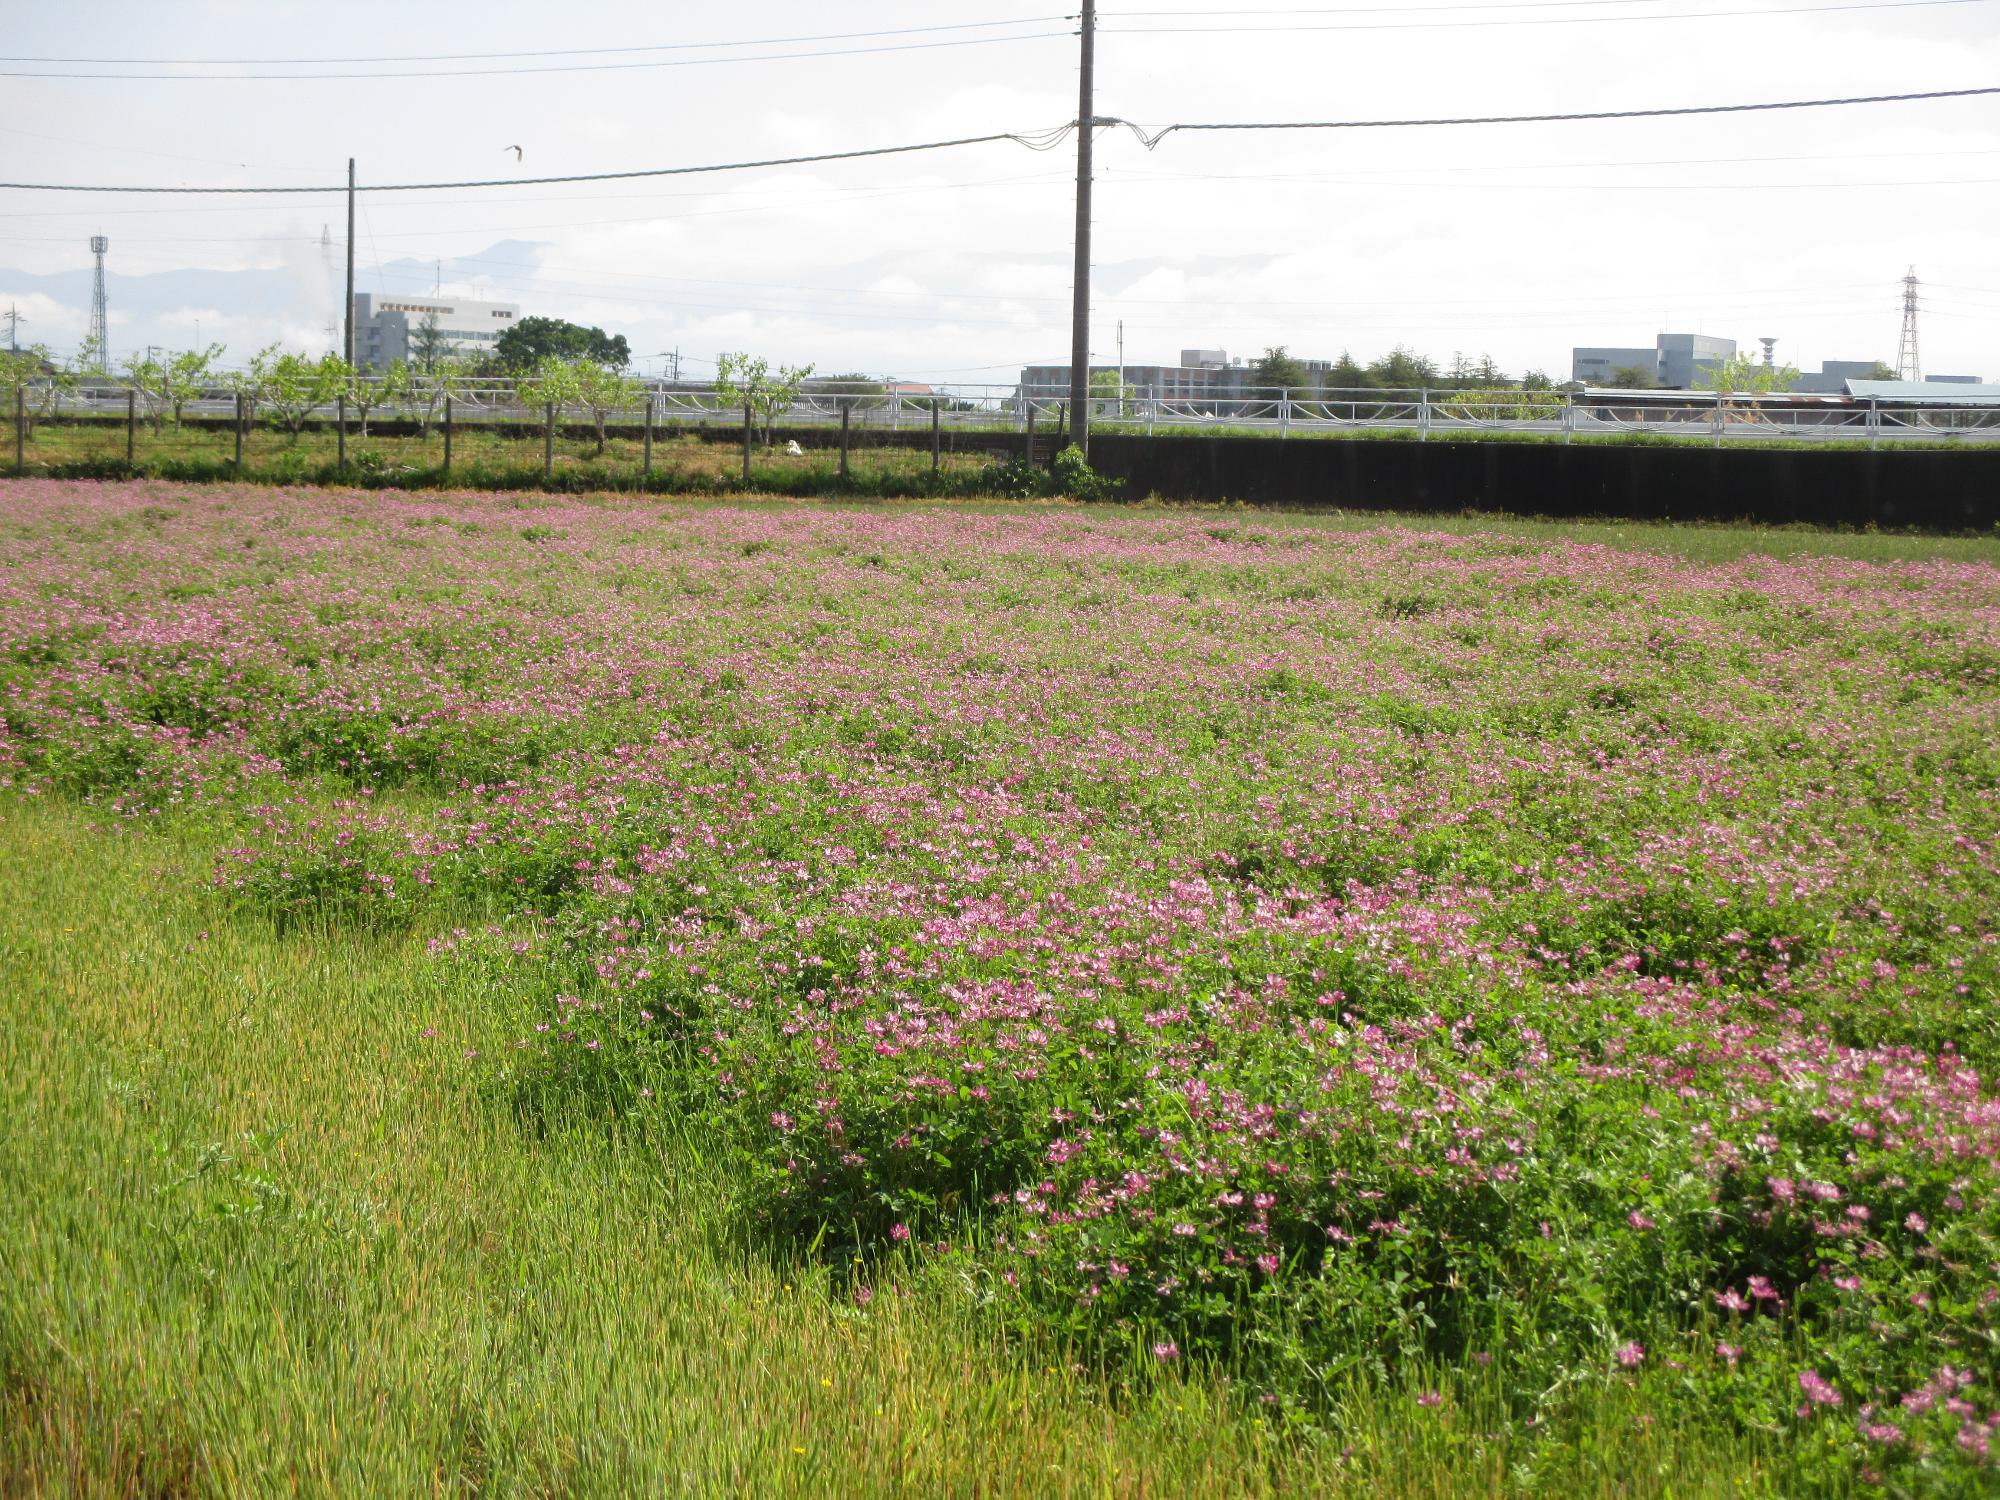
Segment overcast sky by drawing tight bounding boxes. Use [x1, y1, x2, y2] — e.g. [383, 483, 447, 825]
[3, 0, 1998, 385]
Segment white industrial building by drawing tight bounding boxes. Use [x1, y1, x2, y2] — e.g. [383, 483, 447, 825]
[351, 293, 521, 371]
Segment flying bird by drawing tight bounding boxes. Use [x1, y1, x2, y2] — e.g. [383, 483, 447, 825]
[503, 145, 523, 162]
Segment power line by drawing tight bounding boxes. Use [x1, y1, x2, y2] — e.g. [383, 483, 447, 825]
[0, 16, 1075, 66]
[0, 128, 1076, 195]
[1103, 0, 1988, 29]
[0, 31, 1076, 82]
[1126, 86, 2000, 145]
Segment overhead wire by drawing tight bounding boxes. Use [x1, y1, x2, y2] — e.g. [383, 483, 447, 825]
[0, 30, 1077, 83]
[1102, 0, 1990, 31]
[0, 127, 1078, 195]
[0, 16, 1077, 67]
[1122, 86, 2000, 146]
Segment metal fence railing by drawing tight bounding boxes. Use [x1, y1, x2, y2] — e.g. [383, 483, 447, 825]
[11, 378, 2000, 461]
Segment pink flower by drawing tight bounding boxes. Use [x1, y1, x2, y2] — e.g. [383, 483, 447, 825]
[1152, 1341, 1180, 1360]
[1416, 1391, 1443, 1408]
[1627, 1211, 1655, 1231]
[1256, 1253, 1279, 1275]
[1716, 1342, 1740, 1366]
[1905, 1212, 1928, 1234]
[1615, 1342, 1646, 1369]
[889, 1222, 911, 1242]
[1798, 1370, 1842, 1407]
[1714, 1288, 1751, 1313]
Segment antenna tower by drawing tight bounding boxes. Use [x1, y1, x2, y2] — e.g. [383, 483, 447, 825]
[1758, 337, 1777, 370]
[87, 235, 109, 369]
[321, 225, 339, 352]
[1896, 267, 1922, 381]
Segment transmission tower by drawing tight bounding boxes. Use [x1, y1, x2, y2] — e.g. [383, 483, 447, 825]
[1896, 267, 1922, 381]
[87, 235, 109, 370]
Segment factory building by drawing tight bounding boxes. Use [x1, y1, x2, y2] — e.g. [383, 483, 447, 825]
[1571, 333, 1736, 389]
[351, 293, 521, 371]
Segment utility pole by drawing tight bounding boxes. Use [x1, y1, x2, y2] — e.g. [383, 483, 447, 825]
[1068, 0, 1096, 459]
[344, 158, 357, 368]
[1, 304, 21, 353]
[1117, 318, 1125, 417]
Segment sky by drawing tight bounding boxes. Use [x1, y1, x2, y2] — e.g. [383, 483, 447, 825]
[2, 0, 1999, 388]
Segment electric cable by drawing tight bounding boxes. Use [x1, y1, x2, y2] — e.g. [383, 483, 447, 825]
[0, 128, 1078, 194]
[0, 16, 1076, 67]
[1123, 86, 2000, 147]
[0, 31, 1076, 83]
[1103, 0, 1988, 30]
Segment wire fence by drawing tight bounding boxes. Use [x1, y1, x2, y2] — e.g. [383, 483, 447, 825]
[10, 380, 2000, 485]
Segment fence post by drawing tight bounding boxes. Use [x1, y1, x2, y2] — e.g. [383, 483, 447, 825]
[1418, 388, 1429, 442]
[1869, 397, 1880, 453]
[643, 392, 654, 478]
[544, 402, 554, 478]
[931, 398, 941, 476]
[1563, 389, 1574, 446]
[1147, 387, 1156, 437]
[12, 386, 21, 470]
[337, 394, 347, 471]
[1280, 388, 1290, 438]
[742, 401, 753, 486]
[234, 392, 244, 470]
[839, 399, 851, 481]
[126, 386, 136, 466]
[443, 394, 453, 477]
[1023, 402, 1035, 463]
[1712, 397, 1723, 450]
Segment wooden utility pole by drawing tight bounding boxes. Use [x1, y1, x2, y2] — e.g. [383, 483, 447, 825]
[1068, 0, 1096, 460]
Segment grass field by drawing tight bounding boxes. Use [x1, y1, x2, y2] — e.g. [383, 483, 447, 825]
[2, 479, 1997, 1496]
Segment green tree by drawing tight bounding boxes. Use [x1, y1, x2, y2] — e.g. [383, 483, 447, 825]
[495, 315, 630, 371]
[1604, 364, 1660, 390]
[346, 358, 408, 439]
[122, 343, 225, 431]
[409, 308, 452, 376]
[1367, 346, 1438, 389]
[1090, 369, 1136, 417]
[410, 355, 469, 437]
[572, 360, 645, 454]
[517, 356, 583, 449]
[1320, 352, 1373, 392]
[1249, 346, 1309, 392]
[1520, 369, 1554, 392]
[1698, 351, 1800, 401]
[242, 347, 350, 441]
[714, 353, 814, 444]
[0, 344, 55, 436]
[815, 374, 888, 413]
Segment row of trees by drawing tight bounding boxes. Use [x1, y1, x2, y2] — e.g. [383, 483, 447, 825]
[0, 333, 837, 456]
[1248, 345, 1558, 394]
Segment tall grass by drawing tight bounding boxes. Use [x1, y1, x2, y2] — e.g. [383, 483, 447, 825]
[0, 797, 1803, 1498]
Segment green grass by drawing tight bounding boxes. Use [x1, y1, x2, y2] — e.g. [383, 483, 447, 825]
[0, 797, 1807, 1499]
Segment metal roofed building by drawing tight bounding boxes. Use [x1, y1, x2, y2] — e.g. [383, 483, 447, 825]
[1845, 379, 2000, 403]
[352, 293, 521, 371]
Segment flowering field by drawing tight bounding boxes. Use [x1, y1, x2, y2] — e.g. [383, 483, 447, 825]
[3, 478, 1998, 1494]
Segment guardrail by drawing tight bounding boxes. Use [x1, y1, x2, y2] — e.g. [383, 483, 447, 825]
[14, 379, 2000, 451]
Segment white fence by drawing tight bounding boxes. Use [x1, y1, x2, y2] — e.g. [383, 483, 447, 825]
[22, 379, 2000, 450]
